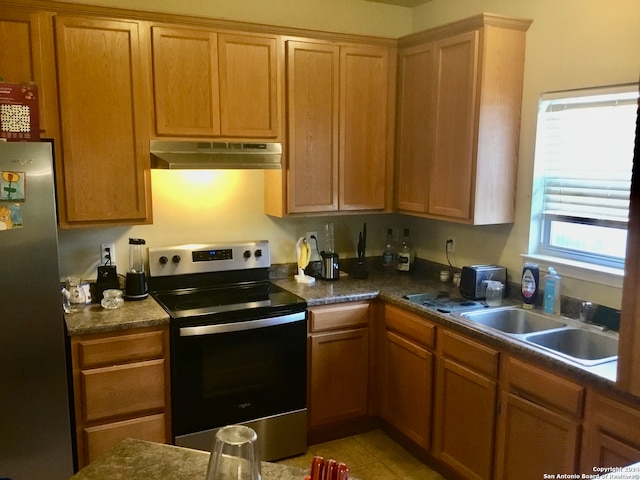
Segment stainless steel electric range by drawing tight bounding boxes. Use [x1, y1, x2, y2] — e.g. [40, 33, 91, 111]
[148, 240, 308, 461]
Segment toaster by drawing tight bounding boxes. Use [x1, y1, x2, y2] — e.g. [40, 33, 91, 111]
[459, 265, 507, 300]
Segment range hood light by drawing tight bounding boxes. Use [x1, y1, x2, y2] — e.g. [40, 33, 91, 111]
[150, 141, 282, 170]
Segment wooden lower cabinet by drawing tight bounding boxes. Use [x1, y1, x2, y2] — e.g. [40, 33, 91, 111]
[494, 357, 584, 480]
[70, 326, 171, 468]
[380, 305, 435, 450]
[433, 329, 499, 480]
[307, 302, 371, 433]
[581, 391, 640, 473]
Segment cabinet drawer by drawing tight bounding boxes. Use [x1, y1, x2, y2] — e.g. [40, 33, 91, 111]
[506, 357, 584, 418]
[83, 413, 166, 464]
[310, 302, 370, 332]
[440, 328, 498, 378]
[384, 304, 435, 349]
[78, 330, 165, 368]
[81, 359, 166, 422]
[590, 391, 640, 445]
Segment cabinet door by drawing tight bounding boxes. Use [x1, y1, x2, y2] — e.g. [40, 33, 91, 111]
[381, 329, 433, 450]
[582, 392, 640, 472]
[433, 358, 497, 480]
[83, 413, 166, 465]
[429, 30, 479, 220]
[339, 45, 389, 211]
[309, 328, 369, 428]
[0, 7, 56, 135]
[395, 42, 435, 213]
[54, 16, 151, 225]
[495, 391, 580, 480]
[151, 26, 220, 136]
[286, 40, 339, 213]
[218, 33, 278, 138]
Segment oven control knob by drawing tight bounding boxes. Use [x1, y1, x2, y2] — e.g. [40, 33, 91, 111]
[243, 250, 252, 258]
[172, 255, 181, 264]
[159, 256, 168, 265]
[255, 249, 263, 258]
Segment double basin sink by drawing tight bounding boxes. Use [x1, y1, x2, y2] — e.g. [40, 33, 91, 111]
[453, 307, 618, 367]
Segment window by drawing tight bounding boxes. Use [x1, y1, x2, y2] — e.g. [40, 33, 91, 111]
[530, 84, 639, 273]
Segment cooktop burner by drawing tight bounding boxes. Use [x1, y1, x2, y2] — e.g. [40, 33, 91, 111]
[404, 291, 486, 313]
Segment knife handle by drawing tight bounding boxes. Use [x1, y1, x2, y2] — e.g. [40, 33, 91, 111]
[336, 462, 349, 480]
[311, 455, 324, 480]
[324, 459, 337, 480]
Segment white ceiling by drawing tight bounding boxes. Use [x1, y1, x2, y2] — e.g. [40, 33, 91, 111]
[365, 0, 432, 7]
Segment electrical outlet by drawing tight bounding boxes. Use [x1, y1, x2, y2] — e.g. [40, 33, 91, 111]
[306, 231, 320, 260]
[306, 231, 318, 243]
[100, 243, 116, 265]
[446, 236, 456, 254]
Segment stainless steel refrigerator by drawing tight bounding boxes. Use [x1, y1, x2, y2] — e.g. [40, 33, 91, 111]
[0, 141, 75, 478]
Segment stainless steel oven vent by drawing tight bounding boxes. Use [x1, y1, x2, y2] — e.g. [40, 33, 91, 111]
[150, 140, 282, 170]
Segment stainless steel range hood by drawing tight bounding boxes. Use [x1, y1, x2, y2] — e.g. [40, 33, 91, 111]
[150, 140, 282, 170]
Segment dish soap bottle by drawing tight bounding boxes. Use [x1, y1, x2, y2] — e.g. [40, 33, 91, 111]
[382, 228, 395, 268]
[543, 267, 561, 314]
[521, 262, 539, 309]
[396, 228, 414, 272]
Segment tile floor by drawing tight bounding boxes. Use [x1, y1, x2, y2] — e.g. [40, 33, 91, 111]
[277, 429, 447, 480]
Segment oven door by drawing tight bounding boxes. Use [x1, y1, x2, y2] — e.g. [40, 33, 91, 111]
[171, 311, 307, 439]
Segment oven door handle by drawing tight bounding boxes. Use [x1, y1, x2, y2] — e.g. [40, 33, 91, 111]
[179, 311, 306, 336]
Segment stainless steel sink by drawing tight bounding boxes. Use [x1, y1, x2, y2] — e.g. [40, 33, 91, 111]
[455, 306, 618, 369]
[524, 328, 618, 366]
[458, 307, 567, 334]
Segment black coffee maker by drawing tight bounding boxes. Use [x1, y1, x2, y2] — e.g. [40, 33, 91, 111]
[125, 238, 148, 300]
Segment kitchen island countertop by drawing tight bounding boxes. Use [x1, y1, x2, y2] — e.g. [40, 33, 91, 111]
[69, 438, 310, 480]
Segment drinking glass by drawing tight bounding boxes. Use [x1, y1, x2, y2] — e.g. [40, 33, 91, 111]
[63, 277, 87, 313]
[205, 425, 261, 480]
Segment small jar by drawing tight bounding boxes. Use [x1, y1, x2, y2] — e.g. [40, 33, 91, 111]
[484, 281, 504, 307]
[63, 277, 87, 313]
[101, 289, 124, 310]
[440, 270, 451, 283]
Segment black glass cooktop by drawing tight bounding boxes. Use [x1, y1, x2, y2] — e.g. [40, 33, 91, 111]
[152, 282, 306, 320]
[403, 291, 486, 313]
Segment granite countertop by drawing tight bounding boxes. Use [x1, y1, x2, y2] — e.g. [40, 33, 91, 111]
[64, 296, 170, 336]
[273, 262, 624, 398]
[69, 438, 309, 480]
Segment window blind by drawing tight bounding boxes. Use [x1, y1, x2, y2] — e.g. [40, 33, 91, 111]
[538, 86, 638, 226]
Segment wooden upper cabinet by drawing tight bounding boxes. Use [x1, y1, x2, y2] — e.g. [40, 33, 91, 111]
[281, 39, 393, 215]
[429, 30, 478, 220]
[395, 14, 531, 224]
[286, 41, 339, 213]
[339, 45, 390, 211]
[151, 26, 220, 137]
[150, 28, 278, 139]
[395, 43, 435, 213]
[218, 33, 278, 138]
[0, 7, 57, 135]
[54, 15, 151, 226]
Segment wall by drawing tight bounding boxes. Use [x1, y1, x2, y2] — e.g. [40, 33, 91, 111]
[56, 0, 640, 309]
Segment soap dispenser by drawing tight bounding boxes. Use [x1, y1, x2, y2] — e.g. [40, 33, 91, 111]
[543, 267, 561, 314]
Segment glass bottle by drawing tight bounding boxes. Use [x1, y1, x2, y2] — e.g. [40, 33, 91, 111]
[382, 227, 395, 268]
[396, 228, 414, 272]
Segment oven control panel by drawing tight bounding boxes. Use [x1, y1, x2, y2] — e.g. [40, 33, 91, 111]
[148, 241, 271, 277]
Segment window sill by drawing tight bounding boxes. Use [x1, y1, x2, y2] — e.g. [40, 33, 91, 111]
[521, 254, 624, 289]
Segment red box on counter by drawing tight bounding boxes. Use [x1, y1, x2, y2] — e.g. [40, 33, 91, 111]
[0, 82, 40, 141]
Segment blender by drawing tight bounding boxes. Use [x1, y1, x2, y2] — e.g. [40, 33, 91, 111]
[320, 222, 339, 280]
[125, 238, 148, 300]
